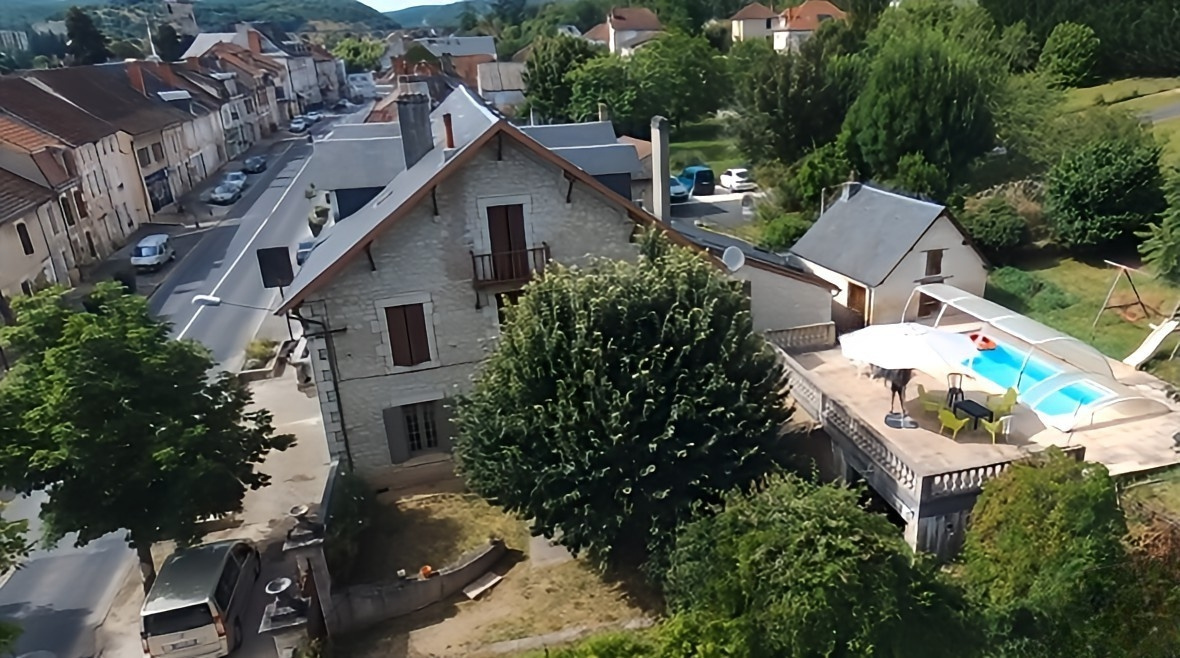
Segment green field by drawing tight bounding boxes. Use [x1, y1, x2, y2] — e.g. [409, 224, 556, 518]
[1064, 77, 1180, 113]
[669, 119, 743, 173]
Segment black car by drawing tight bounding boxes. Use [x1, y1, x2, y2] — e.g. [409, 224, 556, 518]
[243, 156, 267, 173]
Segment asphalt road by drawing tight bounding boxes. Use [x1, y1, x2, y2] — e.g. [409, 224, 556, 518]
[0, 108, 364, 658]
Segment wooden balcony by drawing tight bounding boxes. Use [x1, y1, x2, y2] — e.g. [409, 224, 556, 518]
[470, 243, 550, 288]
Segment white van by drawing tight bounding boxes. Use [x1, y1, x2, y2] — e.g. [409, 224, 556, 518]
[140, 540, 261, 657]
[130, 234, 176, 271]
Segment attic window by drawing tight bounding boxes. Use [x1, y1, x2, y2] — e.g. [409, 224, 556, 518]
[925, 249, 944, 277]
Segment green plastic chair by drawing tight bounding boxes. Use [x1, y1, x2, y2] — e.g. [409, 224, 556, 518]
[938, 408, 970, 440]
[917, 384, 944, 415]
[988, 387, 1018, 416]
[981, 415, 1011, 444]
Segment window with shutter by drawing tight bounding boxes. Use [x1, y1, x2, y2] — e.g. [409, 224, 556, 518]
[59, 197, 75, 227]
[384, 303, 432, 367]
[73, 190, 88, 218]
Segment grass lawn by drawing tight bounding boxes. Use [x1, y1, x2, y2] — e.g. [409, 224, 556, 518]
[350, 493, 531, 585]
[1114, 88, 1180, 114]
[1064, 77, 1180, 113]
[1123, 469, 1180, 519]
[669, 119, 743, 173]
[989, 254, 1180, 384]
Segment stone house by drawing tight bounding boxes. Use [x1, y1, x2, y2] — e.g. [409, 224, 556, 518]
[730, 2, 780, 42]
[0, 168, 73, 300]
[773, 0, 846, 52]
[277, 87, 835, 489]
[789, 183, 989, 332]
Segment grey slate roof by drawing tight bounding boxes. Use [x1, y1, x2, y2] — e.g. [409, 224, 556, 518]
[415, 36, 497, 58]
[281, 87, 501, 305]
[550, 143, 642, 176]
[520, 121, 617, 149]
[789, 184, 946, 287]
[309, 137, 406, 191]
[477, 62, 525, 92]
[328, 122, 400, 139]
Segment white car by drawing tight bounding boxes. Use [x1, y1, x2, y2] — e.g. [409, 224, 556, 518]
[306, 110, 323, 123]
[720, 168, 757, 192]
[221, 171, 248, 192]
[289, 118, 308, 133]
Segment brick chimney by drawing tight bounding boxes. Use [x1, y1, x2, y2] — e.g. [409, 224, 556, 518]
[248, 30, 263, 55]
[126, 61, 147, 96]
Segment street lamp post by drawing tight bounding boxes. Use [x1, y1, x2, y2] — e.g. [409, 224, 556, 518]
[191, 294, 354, 469]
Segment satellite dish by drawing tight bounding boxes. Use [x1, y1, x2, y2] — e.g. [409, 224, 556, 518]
[721, 245, 746, 273]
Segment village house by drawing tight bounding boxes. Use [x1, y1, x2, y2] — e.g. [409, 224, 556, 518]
[730, 2, 780, 42]
[276, 88, 834, 489]
[413, 36, 497, 89]
[0, 78, 143, 267]
[0, 166, 76, 300]
[583, 7, 664, 56]
[24, 62, 228, 215]
[196, 42, 286, 135]
[476, 61, 526, 116]
[774, 0, 847, 51]
[789, 183, 989, 331]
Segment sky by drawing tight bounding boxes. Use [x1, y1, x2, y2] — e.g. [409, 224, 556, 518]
[357, 0, 455, 13]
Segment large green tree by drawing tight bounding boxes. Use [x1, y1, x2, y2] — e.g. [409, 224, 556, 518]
[1045, 122, 1165, 252]
[332, 37, 386, 74]
[629, 32, 727, 128]
[1138, 177, 1180, 284]
[64, 6, 109, 65]
[0, 509, 28, 652]
[524, 34, 603, 122]
[0, 284, 294, 592]
[961, 449, 1128, 657]
[153, 23, 192, 63]
[566, 54, 640, 132]
[842, 29, 996, 188]
[454, 232, 793, 567]
[665, 475, 983, 658]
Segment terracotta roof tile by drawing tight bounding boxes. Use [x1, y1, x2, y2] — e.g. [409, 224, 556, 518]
[607, 7, 662, 31]
[583, 22, 610, 42]
[31, 150, 71, 188]
[731, 2, 780, 20]
[0, 115, 62, 152]
[0, 168, 53, 226]
[0, 78, 115, 146]
[24, 65, 194, 136]
[780, 0, 846, 31]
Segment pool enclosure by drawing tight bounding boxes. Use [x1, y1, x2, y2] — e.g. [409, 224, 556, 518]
[903, 283, 1170, 431]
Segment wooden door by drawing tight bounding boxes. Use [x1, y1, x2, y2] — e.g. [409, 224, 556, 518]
[487, 204, 527, 281]
[847, 283, 867, 317]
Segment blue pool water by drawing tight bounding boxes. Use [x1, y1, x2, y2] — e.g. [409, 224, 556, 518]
[964, 343, 1108, 417]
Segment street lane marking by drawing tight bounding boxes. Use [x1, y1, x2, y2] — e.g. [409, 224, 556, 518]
[177, 152, 313, 340]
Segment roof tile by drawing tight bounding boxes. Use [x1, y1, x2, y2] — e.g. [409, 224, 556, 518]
[608, 7, 663, 31]
[0, 115, 62, 152]
[0, 78, 115, 146]
[780, 0, 847, 31]
[0, 168, 53, 226]
[731, 3, 780, 20]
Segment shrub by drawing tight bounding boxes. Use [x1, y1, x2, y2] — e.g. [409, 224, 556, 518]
[324, 469, 376, 579]
[1038, 22, 1100, 87]
[890, 152, 950, 199]
[759, 212, 813, 252]
[961, 196, 1028, 259]
[244, 338, 279, 369]
[1137, 179, 1180, 284]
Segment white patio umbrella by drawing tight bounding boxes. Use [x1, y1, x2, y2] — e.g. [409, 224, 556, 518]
[839, 323, 980, 428]
[839, 323, 979, 374]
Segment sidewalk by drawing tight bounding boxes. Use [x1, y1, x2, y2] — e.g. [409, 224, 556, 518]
[97, 372, 330, 657]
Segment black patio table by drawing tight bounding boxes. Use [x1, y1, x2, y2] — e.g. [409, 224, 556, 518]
[953, 399, 993, 430]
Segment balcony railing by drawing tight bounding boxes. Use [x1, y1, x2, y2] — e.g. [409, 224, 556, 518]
[470, 243, 550, 288]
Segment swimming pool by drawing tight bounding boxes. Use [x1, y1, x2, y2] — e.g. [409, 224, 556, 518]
[963, 342, 1110, 417]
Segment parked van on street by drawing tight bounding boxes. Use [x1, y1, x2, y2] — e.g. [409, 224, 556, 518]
[130, 234, 176, 272]
[140, 540, 261, 657]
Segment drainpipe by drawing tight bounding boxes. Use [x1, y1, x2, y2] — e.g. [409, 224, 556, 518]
[289, 307, 353, 470]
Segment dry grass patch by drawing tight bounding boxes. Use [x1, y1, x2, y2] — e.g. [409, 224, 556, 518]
[351, 493, 531, 585]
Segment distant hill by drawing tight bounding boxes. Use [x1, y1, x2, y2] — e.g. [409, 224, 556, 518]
[385, 1, 490, 28]
[0, 0, 399, 40]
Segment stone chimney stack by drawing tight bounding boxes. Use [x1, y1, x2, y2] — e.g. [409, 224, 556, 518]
[397, 83, 434, 168]
[651, 116, 670, 222]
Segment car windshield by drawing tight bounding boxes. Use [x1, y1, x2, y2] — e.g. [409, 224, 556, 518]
[143, 604, 214, 636]
[214, 186, 233, 194]
[226, 173, 245, 181]
[133, 246, 159, 257]
[733, 170, 749, 180]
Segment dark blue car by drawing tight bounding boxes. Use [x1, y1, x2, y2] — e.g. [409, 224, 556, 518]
[678, 165, 715, 196]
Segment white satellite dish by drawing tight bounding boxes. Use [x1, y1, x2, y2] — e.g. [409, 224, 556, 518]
[721, 245, 746, 273]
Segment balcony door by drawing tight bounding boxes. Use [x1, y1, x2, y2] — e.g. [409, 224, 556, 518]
[487, 204, 528, 282]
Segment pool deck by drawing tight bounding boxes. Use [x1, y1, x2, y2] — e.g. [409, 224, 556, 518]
[786, 317, 1180, 478]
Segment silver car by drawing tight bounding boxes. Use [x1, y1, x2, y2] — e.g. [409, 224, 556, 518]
[208, 185, 241, 205]
[222, 172, 248, 192]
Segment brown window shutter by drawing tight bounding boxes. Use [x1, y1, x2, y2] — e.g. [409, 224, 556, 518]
[404, 304, 431, 365]
[385, 305, 413, 366]
[74, 190, 88, 218]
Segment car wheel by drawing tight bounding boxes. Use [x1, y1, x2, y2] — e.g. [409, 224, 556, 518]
[233, 618, 243, 650]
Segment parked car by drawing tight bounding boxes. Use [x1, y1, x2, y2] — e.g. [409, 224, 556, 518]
[130, 234, 176, 271]
[306, 110, 323, 123]
[242, 156, 267, 173]
[140, 539, 260, 658]
[678, 165, 716, 196]
[222, 171, 248, 191]
[720, 167, 756, 192]
[669, 177, 690, 204]
[333, 99, 350, 111]
[296, 239, 320, 265]
[208, 184, 241, 205]
[289, 118, 308, 133]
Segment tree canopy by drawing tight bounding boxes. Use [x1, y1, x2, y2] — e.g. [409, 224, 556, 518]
[65, 6, 110, 66]
[1038, 22, 1100, 87]
[454, 232, 793, 568]
[1139, 176, 1180, 284]
[332, 37, 386, 74]
[0, 284, 294, 591]
[665, 475, 983, 658]
[627, 32, 727, 128]
[524, 34, 604, 122]
[153, 23, 193, 63]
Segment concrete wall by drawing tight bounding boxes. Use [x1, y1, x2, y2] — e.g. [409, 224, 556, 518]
[869, 215, 988, 325]
[103, 132, 152, 228]
[734, 265, 832, 332]
[331, 540, 506, 633]
[0, 200, 67, 297]
[304, 139, 640, 483]
[773, 30, 812, 52]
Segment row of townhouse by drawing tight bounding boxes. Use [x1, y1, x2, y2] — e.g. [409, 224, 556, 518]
[277, 85, 837, 491]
